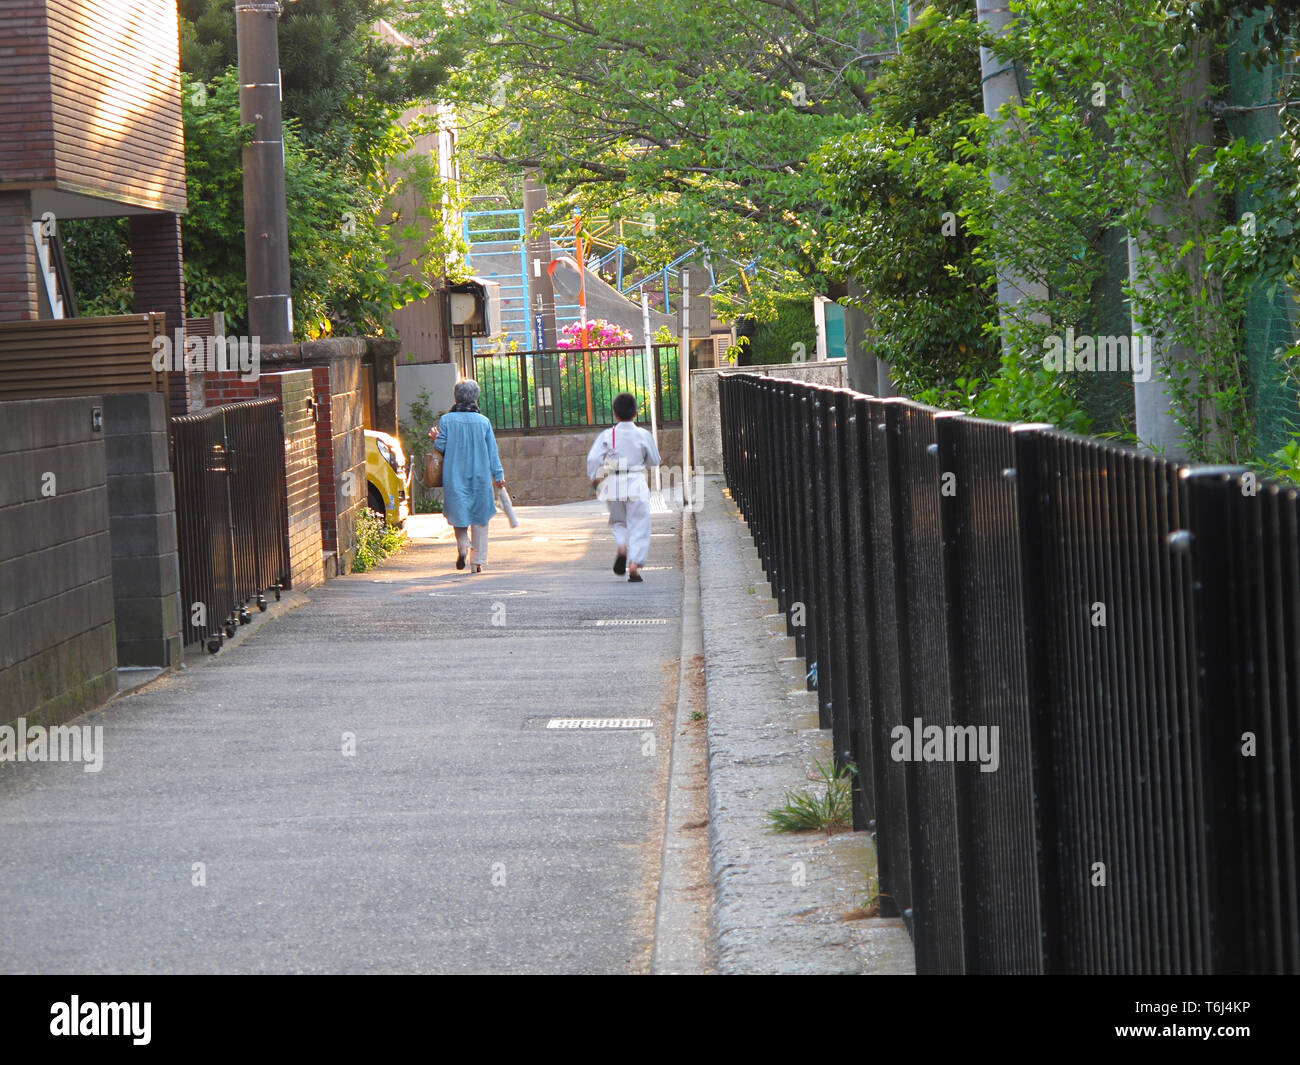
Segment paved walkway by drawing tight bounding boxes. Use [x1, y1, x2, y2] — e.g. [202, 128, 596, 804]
[0, 502, 685, 974]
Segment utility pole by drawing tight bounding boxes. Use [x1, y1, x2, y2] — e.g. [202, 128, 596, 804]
[1124, 53, 1216, 461]
[236, 1, 293, 344]
[975, 0, 1048, 343]
[522, 171, 557, 347]
[523, 171, 559, 425]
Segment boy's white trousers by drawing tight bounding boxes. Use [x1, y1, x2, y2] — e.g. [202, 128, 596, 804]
[607, 498, 651, 565]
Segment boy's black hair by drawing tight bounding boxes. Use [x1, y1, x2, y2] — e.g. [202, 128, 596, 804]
[612, 392, 637, 421]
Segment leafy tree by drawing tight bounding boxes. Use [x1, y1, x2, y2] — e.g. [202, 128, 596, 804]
[59, 217, 132, 316]
[179, 0, 453, 173]
[976, 0, 1290, 461]
[818, 0, 1300, 458]
[180, 70, 452, 337]
[421, 0, 901, 315]
[65, 1, 460, 338]
[815, 0, 998, 394]
[741, 299, 817, 364]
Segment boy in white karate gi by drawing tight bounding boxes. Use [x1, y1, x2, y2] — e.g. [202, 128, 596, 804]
[587, 392, 662, 583]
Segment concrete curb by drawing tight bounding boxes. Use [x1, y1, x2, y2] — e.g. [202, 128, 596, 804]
[695, 474, 915, 974]
[649, 503, 713, 974]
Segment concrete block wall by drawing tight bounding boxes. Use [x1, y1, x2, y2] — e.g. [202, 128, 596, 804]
[102, 392, 182, 667]
[260, 370, 324, 590]
[0, 396, 116, 727]
[495, 426, 683, 506]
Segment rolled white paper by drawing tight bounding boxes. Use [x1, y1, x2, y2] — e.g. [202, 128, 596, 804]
[499, 485, 520, 527]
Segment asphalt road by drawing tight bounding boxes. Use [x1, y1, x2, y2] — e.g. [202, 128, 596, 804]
[0, 500, 684, 974]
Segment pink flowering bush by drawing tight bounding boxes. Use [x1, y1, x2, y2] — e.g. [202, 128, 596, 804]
[556, 319, 633, 350]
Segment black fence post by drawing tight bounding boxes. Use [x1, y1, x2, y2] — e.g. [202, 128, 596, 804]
[824, 394, 854, 781]
[1010, 424, 1065, 973]
[798, 391, 818, 690]
[809, 389, 832, 723]
[844, 395, 877, 831]
[1185, 465, 1300, 974]
[714, 373, 1298, 974]
[517, 353, 532, 431]
[171, 398, 289, 654]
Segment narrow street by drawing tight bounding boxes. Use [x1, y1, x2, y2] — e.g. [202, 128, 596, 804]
[0, 502, 689, 975]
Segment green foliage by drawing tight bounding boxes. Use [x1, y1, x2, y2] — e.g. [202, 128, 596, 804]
[1257, 433, 1300, 483]
[352, 505, 405, 572]
[816, 0, 1300, 456]
[1170, 0, 1300, 68]
[958, 0, 1300, 461]
[472, 346, 681, 428]
[59, 217, 132, 316]
[744, 300, 817, 365]
[177, 67, 455, 338]
[915, 351, 1093, 433]
[814, 0, 1001, 393]
[170, 4, 462, 339]
[399, 388, 445, 511]
[431, 0, 899, 312]
[765, 759, 855, 835]
[180, 0, 455, 174]
[723, 335, 750, 364]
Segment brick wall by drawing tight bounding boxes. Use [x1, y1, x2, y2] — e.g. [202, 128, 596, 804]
[0, 190, 39, 321]
[0, 1, 56, 187]
[495, 426, 683, 506]
[130, 212, 188, 415]
[259, 370, 324, 590]
[203, 336, 366, 578]
[0, 396, 117, 727]
[204, 369, 261, 406]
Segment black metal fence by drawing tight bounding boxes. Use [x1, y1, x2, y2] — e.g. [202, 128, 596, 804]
[472, 343, 681, 430]
[171, 398, 290, 653]
[720, 372, 1300, 974]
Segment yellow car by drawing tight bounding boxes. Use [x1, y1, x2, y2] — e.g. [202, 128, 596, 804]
[365, 428, 411, 526]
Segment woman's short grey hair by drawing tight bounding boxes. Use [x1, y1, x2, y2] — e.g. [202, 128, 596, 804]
[454, 379, 481, 406]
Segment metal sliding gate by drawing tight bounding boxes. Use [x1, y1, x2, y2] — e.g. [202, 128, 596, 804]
[719, 372, 1300, 974]
[170, 398, 290, 653]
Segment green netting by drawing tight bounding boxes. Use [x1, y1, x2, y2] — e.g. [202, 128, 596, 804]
[1228, 18, 1300, 458]
[1075, 225, 1138, 436]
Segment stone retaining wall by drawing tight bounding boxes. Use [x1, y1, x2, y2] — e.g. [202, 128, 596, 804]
[496, 426, 683, 506]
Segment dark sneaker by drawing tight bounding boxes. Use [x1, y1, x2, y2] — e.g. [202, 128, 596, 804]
[456, 552, 466, 570]
[628, 571, 643, 583]
[613, 553, 627, 576]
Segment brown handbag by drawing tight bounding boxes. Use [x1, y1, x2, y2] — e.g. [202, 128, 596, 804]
[423, 448, 444, 489]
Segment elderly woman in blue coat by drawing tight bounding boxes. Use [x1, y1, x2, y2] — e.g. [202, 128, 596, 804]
[428, 379, 506, 573]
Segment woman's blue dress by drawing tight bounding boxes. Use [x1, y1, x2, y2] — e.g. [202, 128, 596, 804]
[434, 410, 504, 527]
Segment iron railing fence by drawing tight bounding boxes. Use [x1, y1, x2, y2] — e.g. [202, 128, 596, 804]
[472, 343, 681, 431]
[171, 398, 290, 653]
[719, 372, 1300, 975]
